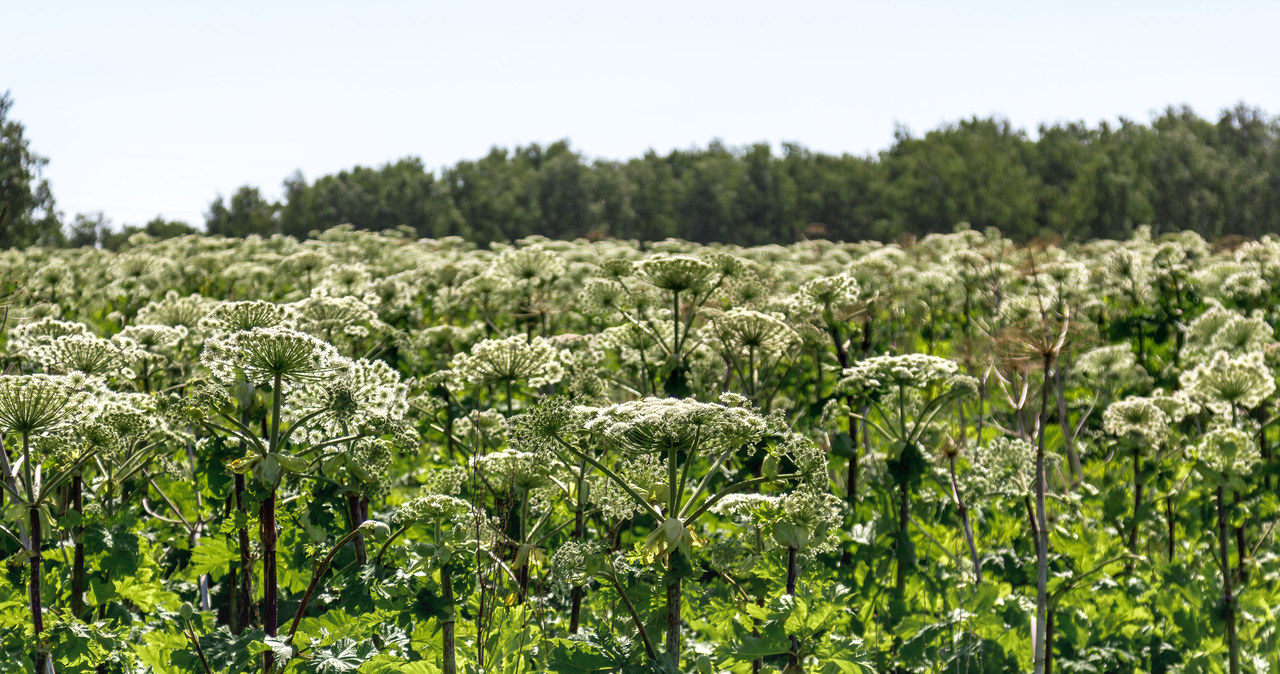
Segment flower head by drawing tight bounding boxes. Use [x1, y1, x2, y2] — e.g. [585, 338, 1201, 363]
[584, 397, 768, 456]
[1180, 350, 1275, 414]
[202, 327, 343, 386]
[839, 354, 960, 397]
[395, 493, 474, 524]
[636, 254, 716, 293]
[199, 300, 289, 333]
[0, 374, 92, 434]
[548, 539, 608, 586]
[31, 334, 130, 378]
[449, 335, 565, 389]
[1103, 398, 1171, 447]
[1197, 426, 1260, 478]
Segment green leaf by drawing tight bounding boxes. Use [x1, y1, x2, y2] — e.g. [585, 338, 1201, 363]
[188, 537, 238, 578]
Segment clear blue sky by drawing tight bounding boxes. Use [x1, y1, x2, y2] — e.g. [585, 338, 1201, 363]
[5, 0, 1279, 229]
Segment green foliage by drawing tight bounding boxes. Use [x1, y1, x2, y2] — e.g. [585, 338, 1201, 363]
[2, 227, 1280, 674]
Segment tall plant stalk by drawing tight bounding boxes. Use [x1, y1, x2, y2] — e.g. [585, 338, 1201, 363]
[1034, 351, 1054, 674]
[1216, 486, 1240, 674]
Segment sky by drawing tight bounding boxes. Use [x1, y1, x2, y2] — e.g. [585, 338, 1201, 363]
[4, 0, 1280, 229]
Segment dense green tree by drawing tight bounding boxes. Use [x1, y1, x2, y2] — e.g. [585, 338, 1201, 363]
[206, 186, 278, 237]
[0, 91, 63, 248]
[197, 105, 1280, 247]
[66, 212, 108, 248]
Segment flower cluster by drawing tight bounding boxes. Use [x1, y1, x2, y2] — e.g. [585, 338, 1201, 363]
[199, 300, 290, 333]
[548, 539, 608, 586]
[449, 335, 566, 389]
[1179, 350, 1275, 414]
[636, 254, 716, 293]
[708, 309, 799, 357]
[202, 327, 344, 387]
[839, 354, 961, 396]
[584, 397, 768, 456]
[1103, 398, 1171, 447]
[792, 272, 860, 317]
[963, 436, 1037, 500]
[30, 334, 131, 378]
[1196, 426, 1260, 478]
[0, 374, 94, 434]
[395, 493, 474, 524]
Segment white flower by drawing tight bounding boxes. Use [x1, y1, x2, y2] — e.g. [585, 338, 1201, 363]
[198, 300, 290, 333]
[1103, 398, 1171, 447]
[31, 334, 131, 378]
[792, 273, 860, 317]
[708, 309, 799, 357]
[964, 436, 1036, 500]
[449, 335, 566, 389]
[636, 254, 716, 293]
[1180, 350, 1275, 414]
[584, 397, 768, 456]
[1196, 426, 1260, 478]
[839, 354, 960, 395]
[201, 327, 344, 387]
[0, 374, 93, 435]
[395, 493, 474, 524]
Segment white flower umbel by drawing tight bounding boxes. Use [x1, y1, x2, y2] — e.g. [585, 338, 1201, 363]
[636, 254, 716, 294]
[31, 334, 132, 379]
[448, 335, 566, 410]
[198, 300, 290, 334]
[0, 374, 92, 437]
[1103, 398, 1171, 447]
[964, 436, 1036, 501]
[584, 397, 768, 459]
[792, 273, 860, 318]
[1196, 426, 1260, 479]
[6, 318, 91, 358]
[202, 327, 343, 388]
[839, 354, 960, 395]
[1180, 350, 1275, 416]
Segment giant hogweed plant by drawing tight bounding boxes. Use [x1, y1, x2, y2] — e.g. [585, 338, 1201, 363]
[517, 394, 830, 670]
[184, 326, 413, 671]
[9, 228, 1280, 673]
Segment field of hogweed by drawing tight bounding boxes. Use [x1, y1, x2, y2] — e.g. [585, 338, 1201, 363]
[2, 225, 1280, 674]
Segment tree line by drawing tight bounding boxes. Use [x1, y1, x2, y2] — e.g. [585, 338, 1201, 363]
[4, 89, 1279, 248]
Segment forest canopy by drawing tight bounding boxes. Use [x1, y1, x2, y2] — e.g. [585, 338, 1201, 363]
[205, 103, 1280, 246]
[4, 92, 1279, 248]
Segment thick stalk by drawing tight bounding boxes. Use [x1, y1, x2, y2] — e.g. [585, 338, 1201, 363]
[234, 473, 253, 633]
[261, 490, 278, 673]
[1033, 353, 1054, 674]
[346, 493, 367, 565]
[568, 473, 586, 633]
[1166, 496, 1176, 561]
[442, 566, 457, 674]
[517, 491, 530, 601]
[233, 402, 255, 633]
[828, 323, 860, 504]
[890, 476, 911, 664]
[1056, 366, 1081, 482]
[786, 546, 800, 669]
[263, 371, 283, 672]
[30, 505, 46, 673]
[949, 455, 982, 584]
[1046, 610, 1055, 674]
[1217, 487, 1240, 674]
[1126, 444, 1142, 575]
[666, 566, 681, 660]
[1233, 492, 1247, 583]
[71, 473, 85, 619]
